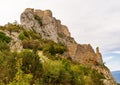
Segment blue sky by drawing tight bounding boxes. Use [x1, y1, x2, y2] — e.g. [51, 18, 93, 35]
[0, 0, 120, 71]
[103, 51, 120, 71]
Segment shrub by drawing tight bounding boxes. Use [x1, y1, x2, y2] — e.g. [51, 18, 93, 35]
[0, 26, 7, 30]
[22, 39, 43, 50]
[0, 51, 17, 84]
[0, 49, 105, 85]
[43, 44, 56, 56]
[19, 32, 25, 40]
[23, 30, 30, 38]
[27, 30, 42, 40]
[8, 58, 33, 85]
[19, 50, 43, 84]
[54, 44, 67, 54]
[43, 42, 67, 59]
[22, 30, 42, 40]
[0, 41, 10, 51]
[5, 23, 23, 33]
[0, 32, 11, 43]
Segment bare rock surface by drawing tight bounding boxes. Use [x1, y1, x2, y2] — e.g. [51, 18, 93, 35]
[20, 8, 117, 85]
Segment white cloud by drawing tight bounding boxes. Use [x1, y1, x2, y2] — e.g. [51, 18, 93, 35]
[103, 56, 113, 62]
[112, 51, 120, 54]
[103, 53, 120, 71]
[105, 61, 120, 71]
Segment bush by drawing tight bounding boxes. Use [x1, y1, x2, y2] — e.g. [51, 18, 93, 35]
[0, 32, 11, 43]
[5, 23, 23, 33]
[43, 44, 56, 56]
[0, 26, 7, 30]
[0, 49, 105, 85]
[43, 42, 67, 60]
[19, 32, 25, 40]
[28, 30, 42, 40]
[22, 39, 43, 50]
[19, 50, 43, 84]
[0, 51, 17, 84]
[22, 30, 42, 40]
[54, 44, 67, 54]
[0, 41, 10, 51]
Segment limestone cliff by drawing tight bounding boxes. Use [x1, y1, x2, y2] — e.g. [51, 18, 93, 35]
[20, 8, 116, 85]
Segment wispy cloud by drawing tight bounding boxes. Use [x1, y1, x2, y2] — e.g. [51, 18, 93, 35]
[103, 52, 120, 71]
[105, 60, 120, 71]
[104, 56, 114, 62]
[112, 51, 120, 54]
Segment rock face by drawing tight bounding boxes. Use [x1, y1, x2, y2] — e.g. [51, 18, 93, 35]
[20, 8, 117, 85]
[96, 47, 103, 65]
[21, 8, 68, 43]
[0, 30, 23, 51]
[20, 8, 103, 66]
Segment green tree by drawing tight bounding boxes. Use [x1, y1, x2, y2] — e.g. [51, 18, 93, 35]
[8, 58, 33, 85]
[20, 50, 43, 84]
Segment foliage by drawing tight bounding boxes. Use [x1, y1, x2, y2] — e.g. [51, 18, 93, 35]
[43, 43, 56, 56]
[20, 30, 67, 57]
[8, 58, 33, 85]
[0, 32, 11, 43]
[22, 39, 43, 50]
[18, 32, 25, 40]
[22, 30, 42, 40]
[43, 41, 67, 59]
[0, 41, 10, 51]
[41, 58, 105, 85]
[0, 47, 105, 85]
[0, 25, 105, 85]
[5, 23, 24, 33]
[0, 26, 7, 30]
[20, 50, 43, 78]
[0, 51, 17, 84]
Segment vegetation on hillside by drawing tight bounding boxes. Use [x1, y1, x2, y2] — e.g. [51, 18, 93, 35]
[0, 49, 105, 85]
[0, 23, 105, 85]
[0, 32, 11, 43]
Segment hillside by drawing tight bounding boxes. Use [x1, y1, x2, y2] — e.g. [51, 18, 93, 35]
[0, 8, 117, 85]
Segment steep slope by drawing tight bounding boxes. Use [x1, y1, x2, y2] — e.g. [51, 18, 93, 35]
[20, 8, 116, 85]
[0, 8, 117, 85]
[20, 8, 100, 66]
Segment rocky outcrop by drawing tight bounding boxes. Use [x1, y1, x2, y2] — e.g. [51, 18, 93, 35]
[0, 30, 23, 51]
[20, 8, 117, 85]
[96, 47, 103, 65]
[8, 32, 23, 51]
[21, 8, 71, 43]
[74, 44, 98, 66]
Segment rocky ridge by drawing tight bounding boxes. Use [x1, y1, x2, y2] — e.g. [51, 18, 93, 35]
[20, 8, 117, 85]
[20, 8, 101, 66]
[0, 8, 116, 85]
